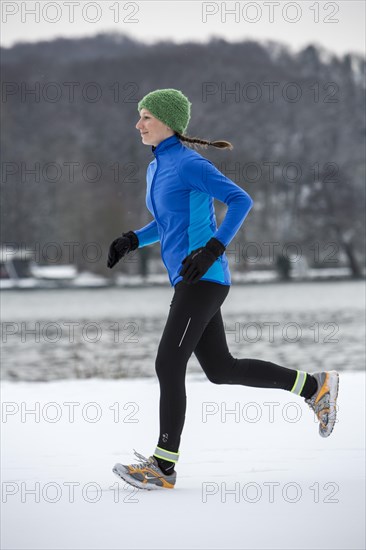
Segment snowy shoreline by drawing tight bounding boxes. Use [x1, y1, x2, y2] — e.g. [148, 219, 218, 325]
[1, 371, 365, 549]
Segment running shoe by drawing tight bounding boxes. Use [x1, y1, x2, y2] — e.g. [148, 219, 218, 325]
[113, 449, 177, 490]
[305, 370, 339, 437]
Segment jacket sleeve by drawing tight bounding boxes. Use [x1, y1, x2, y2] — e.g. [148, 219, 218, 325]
[178, 156, 253, 248]
[134, 219, 160, 248]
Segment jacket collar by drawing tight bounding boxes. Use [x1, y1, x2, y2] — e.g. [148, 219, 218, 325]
[151, 134, 181, 156]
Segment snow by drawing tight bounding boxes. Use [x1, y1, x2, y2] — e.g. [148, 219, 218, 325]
[70, 271, 111, 288]
[1, 267, 362, 291]
[0, 278, 41, 290]
[29, 264, 78, 280]
[1, 371, 365, 550]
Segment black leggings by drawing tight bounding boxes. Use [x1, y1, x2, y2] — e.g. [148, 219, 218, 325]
[155, 280, 300, 454]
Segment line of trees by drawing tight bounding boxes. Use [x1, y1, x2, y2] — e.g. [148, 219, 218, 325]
[1, 34, 365, 277]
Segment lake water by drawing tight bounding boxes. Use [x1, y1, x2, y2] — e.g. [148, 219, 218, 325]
[1, 280, 365, 381]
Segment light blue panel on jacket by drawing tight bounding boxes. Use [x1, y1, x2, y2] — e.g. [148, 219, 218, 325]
[188, 189, 226, 284]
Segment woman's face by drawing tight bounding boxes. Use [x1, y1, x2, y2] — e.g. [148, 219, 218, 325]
[136, 108, 174, 147]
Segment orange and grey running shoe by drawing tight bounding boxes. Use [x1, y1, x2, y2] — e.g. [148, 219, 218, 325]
[113, 449, 177, 490]
[305, 371, 339, 437]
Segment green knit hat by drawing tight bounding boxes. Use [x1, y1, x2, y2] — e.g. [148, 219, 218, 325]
[137, 88, 192, 135]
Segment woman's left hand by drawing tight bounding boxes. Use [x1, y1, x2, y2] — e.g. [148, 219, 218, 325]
[179, 238, 226, 284]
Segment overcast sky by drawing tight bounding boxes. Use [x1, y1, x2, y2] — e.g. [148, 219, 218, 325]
[1, 1, 365, 57]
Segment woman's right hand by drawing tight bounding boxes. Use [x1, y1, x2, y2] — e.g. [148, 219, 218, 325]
[107, 231, 139, 269]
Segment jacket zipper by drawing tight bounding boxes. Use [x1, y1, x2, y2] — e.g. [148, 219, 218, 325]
[150, 156, 172, 283]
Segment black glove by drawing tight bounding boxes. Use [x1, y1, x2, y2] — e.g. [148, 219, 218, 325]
[179, 237, 226, 284]
[107, 231, 139, 269]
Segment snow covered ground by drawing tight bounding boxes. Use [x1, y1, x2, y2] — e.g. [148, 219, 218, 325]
[1, 371, 365, 550]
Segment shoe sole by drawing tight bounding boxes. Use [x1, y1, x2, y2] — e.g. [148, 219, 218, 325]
[112, 464, 173, 491]
[320, 370, 340, 438]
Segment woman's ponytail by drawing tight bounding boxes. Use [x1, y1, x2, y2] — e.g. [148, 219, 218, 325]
[175, 132, 233, 150]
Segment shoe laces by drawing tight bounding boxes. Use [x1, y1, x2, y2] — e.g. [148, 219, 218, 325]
[305, 392, 329, 423]
[128, 449, 154, 470]
[305, 394, 316, 408]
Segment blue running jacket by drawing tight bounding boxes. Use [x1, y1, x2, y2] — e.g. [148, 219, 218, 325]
[134, 134, 253, 287]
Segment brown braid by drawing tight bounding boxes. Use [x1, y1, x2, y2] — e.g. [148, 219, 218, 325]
[174, 132, 233, 150]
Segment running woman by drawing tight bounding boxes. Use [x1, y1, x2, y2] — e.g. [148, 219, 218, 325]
[108, 89, 339, 490]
